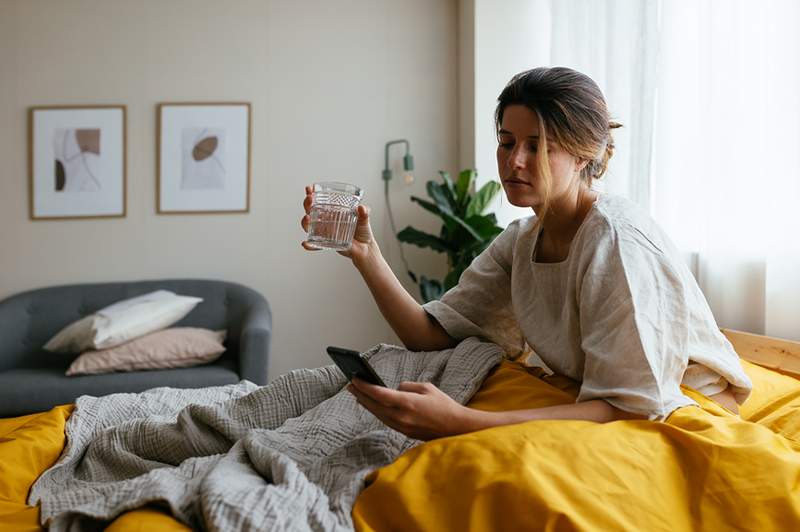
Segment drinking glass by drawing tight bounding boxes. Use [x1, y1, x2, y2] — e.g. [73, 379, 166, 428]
[306, 181, 363, 250]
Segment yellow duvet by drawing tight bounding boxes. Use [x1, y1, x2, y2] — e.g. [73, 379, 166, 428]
[2, 360, 799, 531]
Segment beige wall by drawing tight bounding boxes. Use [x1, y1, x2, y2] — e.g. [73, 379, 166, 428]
[0, 0, 456, 379]
[457, 0, 474, 170]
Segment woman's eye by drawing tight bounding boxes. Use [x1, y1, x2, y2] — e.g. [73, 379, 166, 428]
[498, 142, 514, 149]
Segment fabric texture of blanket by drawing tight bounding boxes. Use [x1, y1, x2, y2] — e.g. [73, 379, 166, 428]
[29, 338, 504, 531]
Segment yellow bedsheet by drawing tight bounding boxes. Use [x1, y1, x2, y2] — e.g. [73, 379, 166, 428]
[354, 361, 800, 531]
[2, 360, 799, 531]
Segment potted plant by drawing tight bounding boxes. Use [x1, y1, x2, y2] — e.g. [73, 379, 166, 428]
[398, 169, 503, 302]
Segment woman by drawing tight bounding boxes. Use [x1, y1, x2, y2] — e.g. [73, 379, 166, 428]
[300, 66, 752, 441]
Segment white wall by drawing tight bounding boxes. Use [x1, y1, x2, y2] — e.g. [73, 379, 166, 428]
[457, 0, 475, 169]
[0, 0, 456, 379]
[469, 0, 552, 227]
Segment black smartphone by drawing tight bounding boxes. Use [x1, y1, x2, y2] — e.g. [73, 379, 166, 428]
[326, 346, 387, 387]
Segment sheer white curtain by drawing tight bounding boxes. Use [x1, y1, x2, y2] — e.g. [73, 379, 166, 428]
[651, 0, 800, 338]
[547, 0, 660, 208]
[476, 0, 800, 339]
[474, 0, 659, 223]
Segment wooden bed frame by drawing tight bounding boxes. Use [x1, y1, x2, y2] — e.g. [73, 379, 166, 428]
[722, 328, 800, 379]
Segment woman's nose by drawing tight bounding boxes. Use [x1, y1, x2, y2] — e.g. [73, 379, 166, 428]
[509, 145, 527, 169]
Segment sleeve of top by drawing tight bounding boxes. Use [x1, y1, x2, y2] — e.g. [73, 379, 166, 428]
[421, 221, 526, 358]
[576, 221, 697, 420]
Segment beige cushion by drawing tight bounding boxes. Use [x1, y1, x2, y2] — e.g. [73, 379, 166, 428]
[45, 290, 203, 354]
[66, 328, 226, 376]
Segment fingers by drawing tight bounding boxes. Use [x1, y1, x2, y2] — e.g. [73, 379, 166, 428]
[348, 383, 411, 432]
[353, 205, 374, 245]
[348, 383, 391, 411]
[398, 381, 434, 394]
[350, 377, 408, 408]
[301, 185, 314, 243]
[303, 185, 313, 214]
[301, 241, 322, 251]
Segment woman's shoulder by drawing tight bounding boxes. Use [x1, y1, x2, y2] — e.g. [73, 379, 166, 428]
[572, 193, 690, 272]
[496, 215, 538, 247]
[583, 193, 672, 254]
[592, 193, 653, 230]
[483, 215, 539, 269]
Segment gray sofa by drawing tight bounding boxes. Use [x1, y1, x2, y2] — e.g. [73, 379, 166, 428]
[0, 279, 272, 417]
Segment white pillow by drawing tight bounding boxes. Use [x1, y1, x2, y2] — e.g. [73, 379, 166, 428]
[44, 290, 203, 354]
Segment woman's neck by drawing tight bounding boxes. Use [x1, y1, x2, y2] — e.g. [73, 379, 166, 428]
[537, 186, 598, 242]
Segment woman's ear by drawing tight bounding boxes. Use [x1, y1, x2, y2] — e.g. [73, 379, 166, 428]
[575, 158, 590, 173]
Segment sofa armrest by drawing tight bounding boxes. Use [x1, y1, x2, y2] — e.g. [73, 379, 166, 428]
[238, 298, 272, 385]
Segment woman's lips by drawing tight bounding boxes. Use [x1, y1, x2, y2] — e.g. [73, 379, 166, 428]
[504, 179, 531, 186]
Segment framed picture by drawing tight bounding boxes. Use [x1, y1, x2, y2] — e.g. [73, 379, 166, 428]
[29, 105, 126, 220]
[157, 102, 251, 214]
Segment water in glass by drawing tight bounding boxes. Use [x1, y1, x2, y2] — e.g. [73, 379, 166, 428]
[307, 182, 363, 250]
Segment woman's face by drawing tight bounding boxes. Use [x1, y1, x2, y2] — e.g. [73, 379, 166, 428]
[496, 104, 584, 209]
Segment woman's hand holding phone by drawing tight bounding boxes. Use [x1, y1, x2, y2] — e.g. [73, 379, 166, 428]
[347, 377, 470, 441]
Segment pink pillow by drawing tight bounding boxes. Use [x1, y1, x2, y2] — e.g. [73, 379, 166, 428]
[66, 328, 226, 376]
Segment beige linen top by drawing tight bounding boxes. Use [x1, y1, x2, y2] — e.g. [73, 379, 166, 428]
[422, 193, 752, 420]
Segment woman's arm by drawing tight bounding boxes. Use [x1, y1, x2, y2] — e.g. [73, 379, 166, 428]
[347, 378, 646, 441]
[460, 400, 647, 432]
[353, 242, 457, 352]
[301, 186, 456, 352]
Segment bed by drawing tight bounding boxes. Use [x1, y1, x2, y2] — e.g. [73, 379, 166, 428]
[1, 330, 799, 531]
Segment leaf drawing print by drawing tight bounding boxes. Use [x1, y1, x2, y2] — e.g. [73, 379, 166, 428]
[181, 127, 226, 190]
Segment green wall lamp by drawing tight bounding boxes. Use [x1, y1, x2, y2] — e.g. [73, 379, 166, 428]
[382, 139, 415, 185]
[382, 138, 415, 282]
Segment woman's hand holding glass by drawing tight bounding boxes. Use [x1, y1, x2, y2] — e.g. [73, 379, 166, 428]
[301, 184, 378, 265]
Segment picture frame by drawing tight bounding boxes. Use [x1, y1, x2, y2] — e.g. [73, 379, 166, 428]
[157, 102, 251, 214]
[28, 105, 127, 220]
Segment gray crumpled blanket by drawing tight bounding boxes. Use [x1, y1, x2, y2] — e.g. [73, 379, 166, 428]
[29, 337, 504, 531]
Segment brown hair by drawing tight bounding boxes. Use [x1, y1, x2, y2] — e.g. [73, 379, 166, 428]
[495, 67, 622, 224]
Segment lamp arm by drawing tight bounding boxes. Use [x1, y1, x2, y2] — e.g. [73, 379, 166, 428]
[383, 139, 410, 178]
[382, 138, 418, 292]
[385, 177, 417, 288]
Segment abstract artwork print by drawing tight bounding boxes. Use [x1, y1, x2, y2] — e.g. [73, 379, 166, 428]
[29, 105, 126, 220]
[54, 128, 102, 192]
[157, 102, 250, 213]
[181, 127, 226, 190]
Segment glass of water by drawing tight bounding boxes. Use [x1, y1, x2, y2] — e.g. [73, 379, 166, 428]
[307, 181, 364, 250]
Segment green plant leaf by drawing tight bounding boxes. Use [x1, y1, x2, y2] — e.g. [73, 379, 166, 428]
[465, 214, 504, 239]
[397, 226, 450, 253]
[427, 181, 457, 215]
[443, 267, 463, 291]
[446, 230, 477, 261]
[419, 184, 484, 242]
[439, 171, 458, 209]
[441, 211, 484, 241]
[410, 196, 441, 217]
[420, 276, 444, 303]
[456, 169, 476, 208]
[461, 238, 493, 257]
[414, 193, 458, 233]
[465, 180, 502, 218]
[402, 169, 504, 301]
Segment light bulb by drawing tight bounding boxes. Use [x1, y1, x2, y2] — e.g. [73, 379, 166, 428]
[402, 171, 415, 185]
